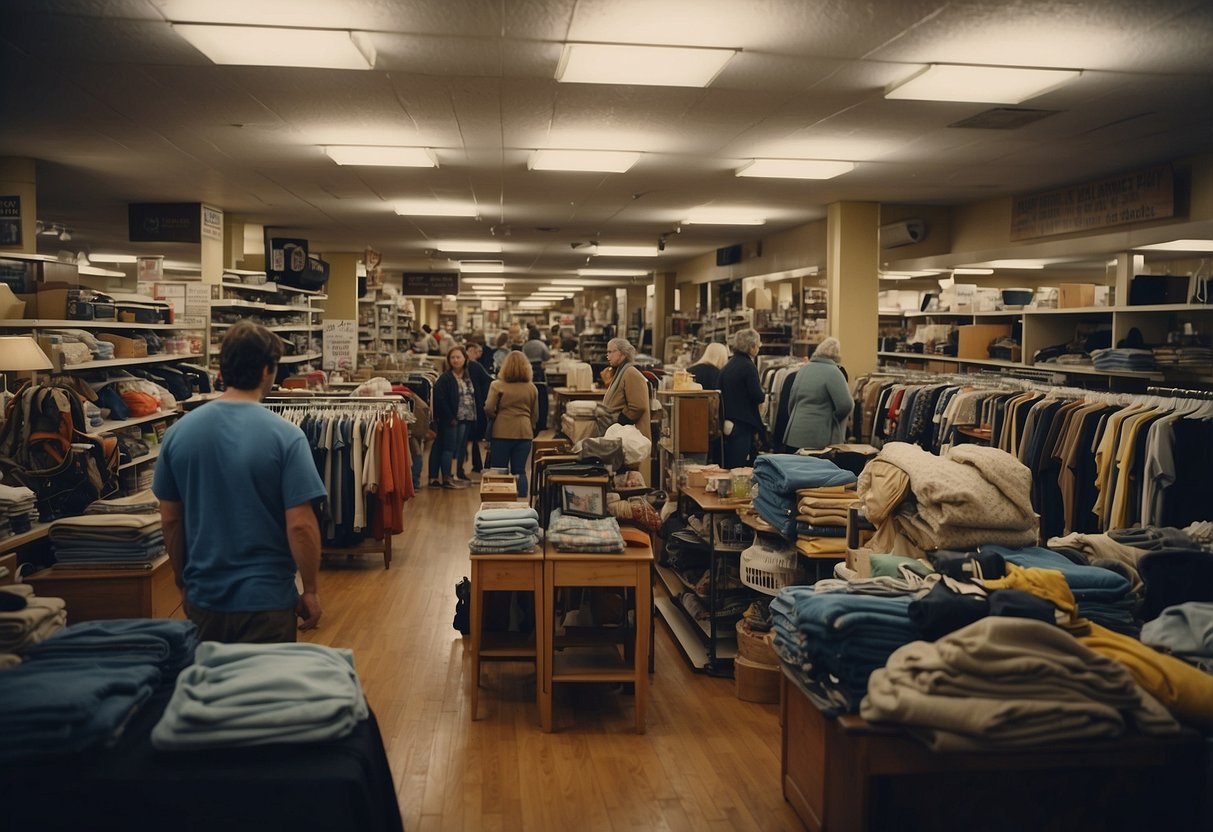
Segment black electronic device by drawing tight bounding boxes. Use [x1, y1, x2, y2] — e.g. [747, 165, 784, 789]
[715, 244, 743, 266]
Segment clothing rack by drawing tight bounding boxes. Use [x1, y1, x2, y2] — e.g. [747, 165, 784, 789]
[264, 395, 415, 569]
[1145, 385, 1213, 400]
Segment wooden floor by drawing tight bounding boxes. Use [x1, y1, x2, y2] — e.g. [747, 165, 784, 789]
[300, 462, 804, 831]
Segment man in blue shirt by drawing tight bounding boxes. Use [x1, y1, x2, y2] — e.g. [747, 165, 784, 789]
[153, 321, 328, 643]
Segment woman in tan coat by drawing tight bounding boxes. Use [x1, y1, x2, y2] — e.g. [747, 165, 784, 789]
[599, 337, 652, 443]
[485, 350, 540, 497]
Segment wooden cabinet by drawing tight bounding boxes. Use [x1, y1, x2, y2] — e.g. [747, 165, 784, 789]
[24, 555, 184, 624]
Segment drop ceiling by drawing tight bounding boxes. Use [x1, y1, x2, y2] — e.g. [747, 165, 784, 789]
[2, 0, 1211, 296]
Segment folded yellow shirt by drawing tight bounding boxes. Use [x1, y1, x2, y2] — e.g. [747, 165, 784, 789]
[795, 537, 848, 557]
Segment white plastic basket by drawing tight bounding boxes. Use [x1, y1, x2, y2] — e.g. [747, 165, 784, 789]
[740, 540, 803, 596]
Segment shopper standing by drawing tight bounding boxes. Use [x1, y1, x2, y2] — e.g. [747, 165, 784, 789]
[153, 321, 327, 643]
[719, 328, 766, 469]
[686, 341, 729, 390]
[522, 326, 551, 363]
[429, 345, 475, 489]
[458, 341, 492, 480]
[782, 337, 853, 451]
[485, 351, 540, 497]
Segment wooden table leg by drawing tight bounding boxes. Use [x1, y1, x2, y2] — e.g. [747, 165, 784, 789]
[634, 561, 651, 734]
[540, 558, 554, 733]
[469, 560, 482, 721]
[532, 559, 545, 725]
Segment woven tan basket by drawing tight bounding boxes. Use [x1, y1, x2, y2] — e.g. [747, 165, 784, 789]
[735, 619, 779, 666]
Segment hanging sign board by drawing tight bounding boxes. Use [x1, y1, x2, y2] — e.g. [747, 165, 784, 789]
[1010, 164, 1174, 241]
[402, 271, 459, 296]
[0, 195, 21, 246]
[201, 204, 223, 241]
[322, 319, 357, 373]
[129, 202, 205, 243]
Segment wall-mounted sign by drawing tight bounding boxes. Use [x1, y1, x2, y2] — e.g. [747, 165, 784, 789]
[402, 270, 460, 296]
[322, 319, 357, 373]
[129, 202, 203, 243]
[364, 247, 383, 291]
[0, 195, 21, 246]
[201, 204, 223, 241]
[1010, 164, 1174, 241]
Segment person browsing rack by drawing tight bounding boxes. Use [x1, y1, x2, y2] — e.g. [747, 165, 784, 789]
[485, 351, 540, 497]
[719, 328, 765, 469]
[429, 345, 475, 489]
[153, 321, 327, 643]
[782, 336, 853, 451]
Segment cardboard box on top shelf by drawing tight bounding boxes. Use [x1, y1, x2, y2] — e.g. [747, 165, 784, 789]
[1059, 283, 1096, 309]
[956, 323, 1012, 359]
[34, 283, 81, 320]
[96, 332, 148, 358]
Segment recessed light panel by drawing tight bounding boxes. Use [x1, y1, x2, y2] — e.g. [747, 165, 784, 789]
[326, 146, 435, 167]
[886, 64, 1081, 105]
[556, 43, 734, 87]
[174, 24, 375, 70]
[395, 200, 476, 216]
[592, 246, 659, 258]
[435, 241, 502, 253]
[528, 149, 640, 173]
[459, 262, 505, 274]
[736, 159, 854, 180]
[683, 208, 766, 225]
[578, 268, 651, 277]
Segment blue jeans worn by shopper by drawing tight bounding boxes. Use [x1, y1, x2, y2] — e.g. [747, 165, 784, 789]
[429, 421, 469, 480]
[489, 438, 532, 497]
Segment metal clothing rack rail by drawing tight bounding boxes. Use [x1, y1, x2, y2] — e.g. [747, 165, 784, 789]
[263, 395, 413, 569]
[1145, 385, 1213, 400]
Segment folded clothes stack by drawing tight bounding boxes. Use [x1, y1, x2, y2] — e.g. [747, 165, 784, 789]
[84, 489, 160, 515]
[152, 641, 368, 750]
[0, 584, 67, 653]
[547, 508, 625, 553]
[0, 659, 161, 762]
[49, 513, 165, 564]
[1091, 347, 1158, 371]
[22, 618, 198, 676]
[752, 455, 856, 541]
[469, 505, 540, 553]
[793, 484, 856, 557]
[0, 483, 38, 536]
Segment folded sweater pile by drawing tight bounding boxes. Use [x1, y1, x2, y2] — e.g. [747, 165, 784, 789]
[84, 489, 160, 515]
[0, 584, 66, 652]
[22, 618, 198, 676]
[48, 513, 165, 564]
[860, 617, 1180, 751]
[753, 455, 856, 541]
[152, 641, 368, 750]
[989, 546, 1138, 635]
[469, 506, 540, 554]
[0, 483, 38, 534]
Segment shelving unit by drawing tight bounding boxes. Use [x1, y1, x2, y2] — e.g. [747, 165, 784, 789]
[209, 279, 325, 376]
[655, 389, 720, 495]
[877, 303, 1213, 389]
[357, 297, 414, 370]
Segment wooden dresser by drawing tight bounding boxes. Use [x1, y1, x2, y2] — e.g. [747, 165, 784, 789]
[24, 555, 184, 623]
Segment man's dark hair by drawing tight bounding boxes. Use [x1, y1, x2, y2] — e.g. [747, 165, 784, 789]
[220, 320, 282, 389]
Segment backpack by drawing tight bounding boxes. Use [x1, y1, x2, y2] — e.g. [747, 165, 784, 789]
[0, 383, 120, 520]
[452, 576, 470, 635]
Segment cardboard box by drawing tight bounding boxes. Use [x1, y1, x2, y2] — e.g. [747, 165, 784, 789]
[479, 480, 519, 502]
[34, 284, 80, 320]
[1059, 283, 1096, 309]
[956, 323, 1012, 359]
[97, 333, 149, 358]
[685, 464, 727, 489]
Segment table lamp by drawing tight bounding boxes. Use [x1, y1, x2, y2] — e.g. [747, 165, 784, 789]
[0, 335, 54, 395]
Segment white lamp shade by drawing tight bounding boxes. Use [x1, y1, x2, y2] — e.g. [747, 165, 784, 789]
[0, 336, 54, 371]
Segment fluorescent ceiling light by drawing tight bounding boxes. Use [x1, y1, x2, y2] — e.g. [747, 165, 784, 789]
[683, 208, 766, 225]
[1135, 239, 1213, 252]
[556, 43, 735, 88]
[435, 241, 501, 253]
[88, 253, 138, 264]
[885, 64, 1081, 104]
[395, 200, 475, 216]
[878, 273, 914, 281]
[519, 301, 551, 307]
[578, 268, 650, 277]
[326, 146, 435, 167]
[173, 24, 375, 70]
[882, 270, 942, 278]
[459, 262, 505, 274]
[469, 281, 505, 289]
[985, 259, 1047, 269]
[551, 279, 588, 287]
[592, 246, 659, 258]
[528, 149, 640, 173]
[952, 267, 994, 275]
[736, 159, 854, 180]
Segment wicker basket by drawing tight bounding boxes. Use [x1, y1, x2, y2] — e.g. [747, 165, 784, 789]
[735, 619, 779, 666]
[740, 540, 804, 596]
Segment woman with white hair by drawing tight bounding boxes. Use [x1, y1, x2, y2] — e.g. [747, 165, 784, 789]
[719, 328, 765, 468]
[686, 341, 729, 390]
[598, 337, 652, 448]
[781, 336, 853, 451]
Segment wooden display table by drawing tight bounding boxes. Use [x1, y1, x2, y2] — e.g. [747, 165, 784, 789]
[479, 478, 519, 501]
[541, 539, 653, 733]
[468, 549, 546, 722]
[24, 554, 183, 623]
[780, 667, 1205, 831]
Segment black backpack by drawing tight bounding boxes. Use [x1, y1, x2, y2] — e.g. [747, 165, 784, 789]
[452, 577, 470, 635]
[0, 383, 120, 520]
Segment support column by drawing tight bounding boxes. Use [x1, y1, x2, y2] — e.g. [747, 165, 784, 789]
[653, 272, 675, 361]
[826, 202, 879, 376]
[318, 252, 359, 321]
[0, 158, 38, 254]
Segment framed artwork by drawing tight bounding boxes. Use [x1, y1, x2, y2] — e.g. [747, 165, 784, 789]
[561, 482, 607, 519]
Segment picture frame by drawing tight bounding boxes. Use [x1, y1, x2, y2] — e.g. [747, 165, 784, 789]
[561, 482, 608, 519]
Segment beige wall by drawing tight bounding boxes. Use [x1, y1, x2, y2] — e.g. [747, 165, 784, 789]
[670, 221, 826, 285]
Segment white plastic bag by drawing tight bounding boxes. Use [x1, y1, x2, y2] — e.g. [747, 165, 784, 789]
[604, 423, 651, 466]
